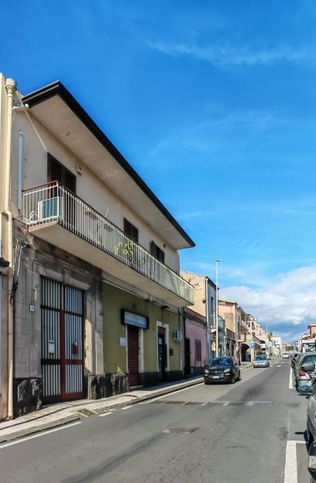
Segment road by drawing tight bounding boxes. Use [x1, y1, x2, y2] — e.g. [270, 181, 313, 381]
[0, 361, 311, 483]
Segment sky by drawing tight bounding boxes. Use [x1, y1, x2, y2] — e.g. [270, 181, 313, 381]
[1, 0, 316, 341]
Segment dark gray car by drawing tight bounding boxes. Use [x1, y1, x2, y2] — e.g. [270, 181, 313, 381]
[204, 357, 240, 384]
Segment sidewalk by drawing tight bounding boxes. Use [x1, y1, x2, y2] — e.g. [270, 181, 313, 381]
[0, 376, 203, 444]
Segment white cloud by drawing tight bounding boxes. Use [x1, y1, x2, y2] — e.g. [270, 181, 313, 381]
[220, 266, 316, 339]
[147, 40, 316, 67]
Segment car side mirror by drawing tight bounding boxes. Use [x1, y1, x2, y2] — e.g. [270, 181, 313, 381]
[309, 442, 316, 479]
[302, 362, 315, 372]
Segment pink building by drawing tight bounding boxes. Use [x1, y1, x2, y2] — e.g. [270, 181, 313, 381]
[184, 308, 207, 375]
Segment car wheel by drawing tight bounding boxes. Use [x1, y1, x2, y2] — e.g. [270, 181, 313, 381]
[230, 376, 235, 384]
[237, 372, 241, 381]
[307, 423, 314, 445]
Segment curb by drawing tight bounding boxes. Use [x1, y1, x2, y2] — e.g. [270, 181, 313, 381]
[128, 377, 204, 406]
[0, 414, 80, 444]
[0, 377, 203, 442]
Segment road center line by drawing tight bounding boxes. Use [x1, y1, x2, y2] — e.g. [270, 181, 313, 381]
[289, 367, 294, 390]
[284, 440, 299, 483]
[0, 421, 81, 449]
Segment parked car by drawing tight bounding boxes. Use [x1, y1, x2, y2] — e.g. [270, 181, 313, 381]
[307, 382, 316, 443]
[308, 441, 316, 482]
[307, 390, 316, 481]
[282, 352, 290, 359]
[295, 353, 316, 394]
[204, 357, 240, 384]
[253, 354, 270, 368]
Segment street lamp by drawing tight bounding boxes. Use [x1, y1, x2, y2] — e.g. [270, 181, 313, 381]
[215, 259, 222, 358]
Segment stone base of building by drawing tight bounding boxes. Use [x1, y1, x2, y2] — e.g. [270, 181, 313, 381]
[190, 366, 204, 376]
[88, 373, 129, 399]
[14, 377, 43, 417]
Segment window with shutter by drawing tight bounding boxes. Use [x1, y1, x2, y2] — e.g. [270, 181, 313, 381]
[150, 241, 165, 264]
[123, 218, 139, 243]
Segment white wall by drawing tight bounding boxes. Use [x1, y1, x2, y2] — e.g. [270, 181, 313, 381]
[10, 113, 180, 273]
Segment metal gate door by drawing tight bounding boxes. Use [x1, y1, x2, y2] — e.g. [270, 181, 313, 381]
[41, 277, 84, 402]
[127, 326, 139, 387]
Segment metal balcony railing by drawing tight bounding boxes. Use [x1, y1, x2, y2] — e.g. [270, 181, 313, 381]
[22, 182, 194, 304]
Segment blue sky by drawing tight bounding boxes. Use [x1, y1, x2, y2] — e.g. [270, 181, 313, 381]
[1, 0, 316, 340]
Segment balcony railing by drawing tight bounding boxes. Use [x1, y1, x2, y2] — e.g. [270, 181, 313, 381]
[22, 182, 194, 304]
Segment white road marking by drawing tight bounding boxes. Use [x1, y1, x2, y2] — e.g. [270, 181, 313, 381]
[284, 440, 298, 483]
[284, 440, 307, 483]
[289, 367, 294, 390]
[223, 402, 230, 407]
[142, 383, 204, 404]
[99, 411, 113, 417]
[276, 365, 282, 367]
[0, 421, 81, 449]
[246, 401, 254, 406]
[121, 405, 133, 410]
[200, 402, 208, 406]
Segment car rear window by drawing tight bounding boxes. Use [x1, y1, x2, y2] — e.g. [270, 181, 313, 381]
[302, 355, 316, 364]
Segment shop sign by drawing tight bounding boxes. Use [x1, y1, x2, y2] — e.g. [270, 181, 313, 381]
[122, 310, 149, 329]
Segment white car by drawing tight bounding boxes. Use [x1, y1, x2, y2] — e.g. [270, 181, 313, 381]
[253, 355, 270, 368]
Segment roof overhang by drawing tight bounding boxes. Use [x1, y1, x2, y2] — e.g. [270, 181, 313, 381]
[22, 81, 195, 250]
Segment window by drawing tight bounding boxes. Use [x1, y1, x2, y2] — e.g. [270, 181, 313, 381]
[123, 218, 139, 243]
[210, 296, 214, 318]
[48, 154, 76, 193]
[150, 241, 165, 263]
[195, 339, 202, 363]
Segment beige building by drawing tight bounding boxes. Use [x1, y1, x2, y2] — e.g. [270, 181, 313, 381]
[219, 300, 247, 361]
[0, 74, 194, 419]
[181, 271, 217, 360]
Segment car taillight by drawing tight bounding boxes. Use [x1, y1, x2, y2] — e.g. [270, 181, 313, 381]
[299, 370, 306, 377]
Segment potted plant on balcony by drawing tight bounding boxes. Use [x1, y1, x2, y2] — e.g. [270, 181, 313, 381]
[114, 241, 135, 264]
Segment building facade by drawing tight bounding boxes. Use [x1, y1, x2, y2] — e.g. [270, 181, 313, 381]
[218, 300, 243, 362]
[183, 307, 207, 375]
[0, 75, 194, 418]
[181, 271, 216, 361]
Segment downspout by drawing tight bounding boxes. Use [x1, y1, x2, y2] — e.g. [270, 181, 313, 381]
[4, 78, 16, 419]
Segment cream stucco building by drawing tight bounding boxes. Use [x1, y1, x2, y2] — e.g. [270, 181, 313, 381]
[0, 74, 194, 419]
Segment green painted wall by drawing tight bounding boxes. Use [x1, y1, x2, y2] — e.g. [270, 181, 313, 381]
[102, 283, 183, 374]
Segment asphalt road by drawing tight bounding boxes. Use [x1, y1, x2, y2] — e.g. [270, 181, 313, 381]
[0, 361, 311, 483]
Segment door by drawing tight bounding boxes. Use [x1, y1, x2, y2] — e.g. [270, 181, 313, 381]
[158, 327, 167, 380]
[41, 277, 84, 403]
[127, 326, 139, 387]
[184, 338, 191, 375]
[47, 154, 76, 229]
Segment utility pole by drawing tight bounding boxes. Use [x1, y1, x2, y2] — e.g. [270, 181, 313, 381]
[215, 259, 221, 358]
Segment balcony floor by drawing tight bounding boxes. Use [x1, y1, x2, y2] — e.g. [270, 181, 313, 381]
[29, 222, 191, 308]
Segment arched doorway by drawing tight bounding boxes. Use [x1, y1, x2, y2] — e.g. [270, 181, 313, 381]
[241, 343, 250, 362]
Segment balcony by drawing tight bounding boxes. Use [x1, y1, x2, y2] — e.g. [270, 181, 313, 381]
[22, 182, 194, 307]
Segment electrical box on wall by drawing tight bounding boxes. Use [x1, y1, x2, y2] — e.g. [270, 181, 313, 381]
[173, 331, 183, 341]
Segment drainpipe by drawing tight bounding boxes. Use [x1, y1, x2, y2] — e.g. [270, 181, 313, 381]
[4, 78, 16, 419]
